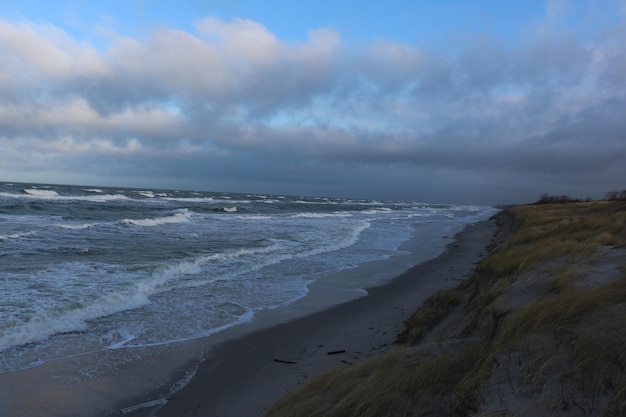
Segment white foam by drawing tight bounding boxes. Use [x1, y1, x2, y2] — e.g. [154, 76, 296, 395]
[163, 196, 216, 203]
[102, 328, 140, 350]
[119, 398, 169, 415]
[406, 212, 433, 218]
[23, 188, 59, 197]
[297, 220, 371, 258]
[118, 306, 256, 349]
[156, 260, 203, 280]
[0, 243, 288, 354]
[212, 206, 237, 213]
[362, 208, 393, 214]
[0, 287, 153, 352]
[81, 194, 131, 203]
[122, 211, 191, 227]
[0, 231, 34, 241]
[54, 223, 98, 230]
[291, 212, 353, 218]
[0, 262, 188, 353]
[183, 220, 371, 281]
[143, 244, 289, 292]
[187, 244, 283, 277]
[240, 215, 271, 220]
[1, 191, 130, 203]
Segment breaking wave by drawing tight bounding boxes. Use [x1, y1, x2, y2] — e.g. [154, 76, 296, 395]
[122, 211, 192, 227]
[2, 190, 130, 203]
[22, 188, 59, 197]
[211, 206, 237, 213]
[0, 231, 34, 241]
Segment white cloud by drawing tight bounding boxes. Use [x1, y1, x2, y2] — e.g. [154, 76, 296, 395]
[0, 20, 108, 83]
[195, 16, 280, 62]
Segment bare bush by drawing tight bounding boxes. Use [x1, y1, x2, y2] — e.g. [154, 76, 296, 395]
[605, 189, 626, 201]
[535, 193, 579, 204]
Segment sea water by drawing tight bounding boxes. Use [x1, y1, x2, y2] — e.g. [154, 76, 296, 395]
[0, 182, 497, 375]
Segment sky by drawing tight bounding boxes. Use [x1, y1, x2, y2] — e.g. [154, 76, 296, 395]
[1, 1, 625, 204]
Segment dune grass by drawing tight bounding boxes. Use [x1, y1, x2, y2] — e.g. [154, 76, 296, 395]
[265, 201, 626, 417]
[397, 288, 463, 345]
[472, 202, 625, 286]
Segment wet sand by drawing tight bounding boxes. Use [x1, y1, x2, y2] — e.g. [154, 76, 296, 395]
[117, 218, 498, 417]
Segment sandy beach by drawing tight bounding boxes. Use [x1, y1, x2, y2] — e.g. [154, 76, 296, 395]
[115, 218, 498, 417]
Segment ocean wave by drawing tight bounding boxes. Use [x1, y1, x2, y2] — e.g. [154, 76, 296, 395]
[79, 194, 131, 203]
[295, 220, 371, 259]
[135, 191, 169, 198]
[1, 191, 130, 203]
[406, 212, 432, 218]
[291, 212, 353, 218]
[104, 305, 256, 350]
[121, 211, 192, 227]
[234, 215, 271, 220]
[164, 196, 251, 205]
[291, 199, 334, 205]
[0, 231, 34, 241]
[198, 244, 283, 264]
[0, 246, 269, 352]
[143, 244, 286, 291]
[0, 218, 369, 354]
[0, 255, 191, 353]
[211, 206, 237, 213]
[23, 188, 59, 197]
[361, 208, 394, 214]
[0, 242, 285, 353]
[0, 280, 158, 353]
[54, 222, 98, 230]
[164, 196, 215, 203]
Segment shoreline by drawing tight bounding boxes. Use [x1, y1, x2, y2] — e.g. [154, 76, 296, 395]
[116, 217, 499, 417]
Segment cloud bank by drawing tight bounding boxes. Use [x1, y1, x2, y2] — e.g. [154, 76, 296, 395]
[1, 7, 625, 203]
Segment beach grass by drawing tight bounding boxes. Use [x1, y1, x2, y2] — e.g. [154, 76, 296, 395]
[265, 200, 626, 417]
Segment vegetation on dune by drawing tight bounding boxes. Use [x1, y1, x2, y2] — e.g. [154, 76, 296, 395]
[265, 200, 626, 417]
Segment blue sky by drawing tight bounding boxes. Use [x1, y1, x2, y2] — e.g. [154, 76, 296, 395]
[1, 1, 625, 203]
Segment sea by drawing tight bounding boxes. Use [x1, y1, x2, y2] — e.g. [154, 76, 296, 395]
[0, 181, 497, 380]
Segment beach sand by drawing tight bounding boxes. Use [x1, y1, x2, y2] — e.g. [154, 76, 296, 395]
[116, 218, 498, 417]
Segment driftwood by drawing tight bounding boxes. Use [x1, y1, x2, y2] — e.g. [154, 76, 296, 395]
[326, 350, 346, 355]
[273, 358, 297, 364]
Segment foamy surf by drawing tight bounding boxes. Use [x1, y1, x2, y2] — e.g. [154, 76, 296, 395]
[0, 181, 498, 377]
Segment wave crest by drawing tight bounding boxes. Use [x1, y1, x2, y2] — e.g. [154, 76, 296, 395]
[122, 211, 192, 227]
[23, 189, 59, 197]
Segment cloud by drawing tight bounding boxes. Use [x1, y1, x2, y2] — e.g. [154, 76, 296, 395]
[0, 20, 108, 90]
[1, 11, 625, 203]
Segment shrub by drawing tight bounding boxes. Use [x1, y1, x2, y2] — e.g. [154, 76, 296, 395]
[605, 189, 626, 201]
[534, 193, 579, 204]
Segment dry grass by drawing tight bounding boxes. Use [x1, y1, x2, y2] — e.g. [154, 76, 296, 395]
[265, 201, 626, 417]
[475, 202, 626, 283]
[397, 288, 463, 345]
[265, 342, 489, 417]
[500, 274, 626, 343]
